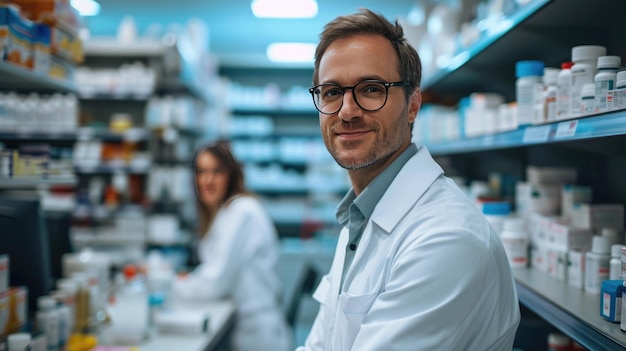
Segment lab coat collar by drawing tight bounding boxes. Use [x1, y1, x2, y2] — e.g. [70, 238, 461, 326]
[371, 146, 443, 233]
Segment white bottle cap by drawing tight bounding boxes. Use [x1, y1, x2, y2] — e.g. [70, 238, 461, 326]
[502, 217, 526, 232]
[597, 55, 621, 69]
[601, 227, 620, 243]
[581, 83, 596, 98]
[543, 67, 559, 85]
[572, 45, 607, 62]
[7, 333, 31, 350]
[616, 71, 626, 89]
[611, 244, 624, 258]
[37, 296, 56, 310]
[548, 332, 570, 346]
[592, 235, 611, 254]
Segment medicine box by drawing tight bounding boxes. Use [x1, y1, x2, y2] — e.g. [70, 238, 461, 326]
[546, 244, 567, 281]
[33, 23, 51, 75]
[570, 203, 624, 231]
[568, 250, 585, 290]
[0, 5, 34, 69]
[530, 242, 547, 272]
[546, 222, 593, 252]
[561, 184, 592, 218]
[601, 280, 626, 323]
[526, 165, 577, 185]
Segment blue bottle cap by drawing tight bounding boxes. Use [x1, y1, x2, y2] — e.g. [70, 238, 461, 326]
[516, 60, 545, 78]
[482, 201, 511, 215]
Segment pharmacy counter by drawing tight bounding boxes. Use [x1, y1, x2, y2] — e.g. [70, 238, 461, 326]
[514, 268, 626, 351]
[140, 300, 236, 351]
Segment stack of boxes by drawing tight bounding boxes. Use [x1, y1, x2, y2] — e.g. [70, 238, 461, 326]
[517, 166, 624, 292]
[0, 0, 83, 81]
[0, 255, 29, 339]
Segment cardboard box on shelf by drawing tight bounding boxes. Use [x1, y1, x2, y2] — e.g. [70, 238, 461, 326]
[0, 5, 34, 69]
[32, 22, 51, 74]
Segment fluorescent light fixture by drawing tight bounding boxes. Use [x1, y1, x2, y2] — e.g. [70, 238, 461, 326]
[71, 0, 100, 16]
[251, 0, 318, 18]
[266, 42, 316, 63]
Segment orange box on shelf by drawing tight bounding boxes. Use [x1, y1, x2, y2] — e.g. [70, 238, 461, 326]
[12, 0, 83, 63]
[12, 0, 80, 31]
[0, 5, 34, 69]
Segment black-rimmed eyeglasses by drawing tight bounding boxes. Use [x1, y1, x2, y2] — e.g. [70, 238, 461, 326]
[309, 80, 409, 115]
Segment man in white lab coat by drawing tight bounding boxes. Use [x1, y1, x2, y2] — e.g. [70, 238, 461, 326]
[298, 8, 520, 351]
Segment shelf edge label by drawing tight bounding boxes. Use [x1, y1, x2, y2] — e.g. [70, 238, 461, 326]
[554, 120, 578, 139]
[522, 125, 551, 143]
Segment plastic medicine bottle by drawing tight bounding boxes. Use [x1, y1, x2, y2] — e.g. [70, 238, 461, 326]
[481, 201, 511, 236]
[516, 60, 544, 126]
[543, 67, 559, 122]
[584, 235, 611, 294]
[580, 83, 596, 115]
[570, 45, 606, 117]
[594, 55, 621, 113]
[622, 280, 626, 331]
[500, 217, 528, 268]
[557, 61, 574, 120]
[610, 244, 623, 280]
[613, 71, 626, 111]
[36, 296, 60, 351]
[7, 333, 31, 351]
[110, 264, 149, 345]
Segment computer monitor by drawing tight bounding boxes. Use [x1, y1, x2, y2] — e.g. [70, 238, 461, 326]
[44, 211, 75, 282]
[0, 195, 53, 314]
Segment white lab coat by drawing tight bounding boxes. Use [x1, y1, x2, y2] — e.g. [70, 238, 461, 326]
[297, 147, 520, 351]
[173, 196, 291, 351]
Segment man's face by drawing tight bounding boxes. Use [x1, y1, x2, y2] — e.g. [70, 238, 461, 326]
[316, 33, 419, 170]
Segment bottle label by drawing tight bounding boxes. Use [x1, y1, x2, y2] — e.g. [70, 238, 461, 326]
[571, 67, 595, 117]
[594, 79, 615, 113]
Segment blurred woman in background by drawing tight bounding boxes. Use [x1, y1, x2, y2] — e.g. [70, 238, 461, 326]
[172, 141, 290, 351]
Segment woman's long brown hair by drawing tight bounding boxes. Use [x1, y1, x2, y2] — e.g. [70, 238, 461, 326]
[193, 140, 250, 238]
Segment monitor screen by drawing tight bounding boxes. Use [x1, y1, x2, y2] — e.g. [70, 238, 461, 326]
[0, 196, 53, 314]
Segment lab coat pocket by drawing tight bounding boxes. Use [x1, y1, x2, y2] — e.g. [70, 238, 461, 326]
[338, 291, 377, 347]
[339, 291, 377, 324]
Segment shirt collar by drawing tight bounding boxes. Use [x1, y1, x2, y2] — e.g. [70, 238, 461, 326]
[336, 143, 418, 226]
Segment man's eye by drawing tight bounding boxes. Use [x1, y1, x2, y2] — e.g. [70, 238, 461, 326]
[362, 85, 384, 94]
[324, 88, 342, 98]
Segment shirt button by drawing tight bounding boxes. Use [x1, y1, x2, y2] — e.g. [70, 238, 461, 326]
[349, 244, 357, 251]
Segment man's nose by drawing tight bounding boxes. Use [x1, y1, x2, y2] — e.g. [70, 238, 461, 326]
[337, 90, 362, 121]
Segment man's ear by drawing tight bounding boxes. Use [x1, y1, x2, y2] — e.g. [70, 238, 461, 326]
[408, 88, 422, 124]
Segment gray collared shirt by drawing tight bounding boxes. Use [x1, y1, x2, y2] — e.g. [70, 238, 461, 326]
[336, 143, 418, 290]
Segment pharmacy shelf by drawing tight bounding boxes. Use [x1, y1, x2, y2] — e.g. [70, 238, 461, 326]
[73, 164, 150, 174]
[0, 128, 150, 142]
[79, 93, 152, 101]
[426, 110, 626, 156]
[422, 0, 551, 95]
[0, 61, 77, 93]
[83, 39, 209, 102]
[421, 0, 626, 102]
[0, 177, 77, 188]
[514, 268, 626, 351]
[231, 107, 318, 117]
[83, 40, 172, 57]
[0, 130, 79, 142]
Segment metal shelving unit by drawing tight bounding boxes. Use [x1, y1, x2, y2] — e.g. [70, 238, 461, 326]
[0, 177, 77, 189]
[515, 268, 626, 351]
[417, 0, 626, 348]
[0, 62, 77, 93]
[427, 109, 626, 156]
